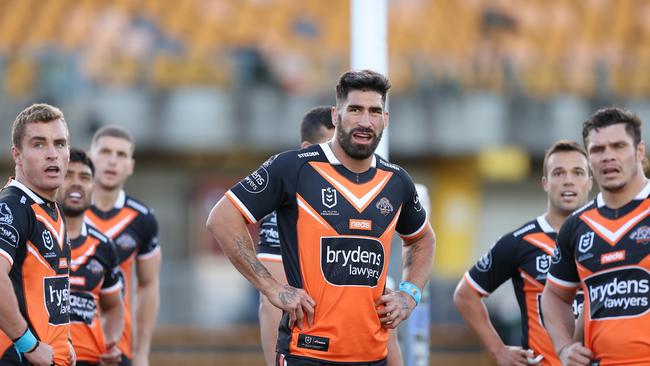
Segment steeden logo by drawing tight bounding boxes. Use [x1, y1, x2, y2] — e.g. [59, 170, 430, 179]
[349, 219, 372, 231]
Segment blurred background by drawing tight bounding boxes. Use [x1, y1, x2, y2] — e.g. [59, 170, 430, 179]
[1, 0, 649, 364]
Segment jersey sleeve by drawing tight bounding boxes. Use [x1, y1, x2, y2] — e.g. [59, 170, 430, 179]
[0, 200, 31, 266]
[258, 212, 280, 246]
[100, 239, 122, 293]
[465, 235, 518, 296]
[226, 153, 290, 224]
[136, 210, 160, 260]
[547, 217, 580, 289]
[395, 173, 429, 239]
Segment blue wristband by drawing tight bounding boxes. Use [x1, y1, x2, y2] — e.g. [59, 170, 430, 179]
[14, 328, 37, 353]
[399, 281, 422, 306]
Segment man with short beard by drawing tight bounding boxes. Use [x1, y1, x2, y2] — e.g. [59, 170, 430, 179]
[57, 148, 124, 366]
[542, 107, 650, 365]
[207, 70, 436, 365]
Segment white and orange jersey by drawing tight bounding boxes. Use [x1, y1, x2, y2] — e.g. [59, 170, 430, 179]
[227, 143, 430, 364]
[548, 181, 650, 365]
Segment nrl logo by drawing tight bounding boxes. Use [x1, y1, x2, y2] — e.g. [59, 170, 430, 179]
[536, 255, 551, 273]
[42, 230, 54, 250]
[578, 232, 594, 253]
[376, 197, 393, 216]
[321, 187, 337, 209]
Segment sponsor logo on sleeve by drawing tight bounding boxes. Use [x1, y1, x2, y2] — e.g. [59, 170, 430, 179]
[44, 276, 70, 325]
[578, 232, 595, 253]
[630, 226, 650, 244]
[476, 251, 492, 272]
[0, 224, 19, 248]
[585, 267, 650, 320]
[0, 203, 14, 224]
[413, 193, 423, 212]
[320, 236, 384, 287]
[69, 292, 97, 325]
[551, 245, 562, 264]
[240, 166, 269, 194]
[321, 187, 337, 209]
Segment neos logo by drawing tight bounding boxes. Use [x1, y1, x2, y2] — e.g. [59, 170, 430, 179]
[585, 267, 650, 320]
[44, 276, 70, 325]
[320, 236, 384, 287]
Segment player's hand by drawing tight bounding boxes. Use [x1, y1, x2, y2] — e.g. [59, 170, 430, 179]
[99, 342, 121, 366]
[558, 342, 593, 366]
[267, 284, 316, 330]
[492, 346, 538, 366]
[24, 341, 54, 366]
[375, 288, 415, 329]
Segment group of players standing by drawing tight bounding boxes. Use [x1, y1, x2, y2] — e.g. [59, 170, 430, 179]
[209, 69, 650, 366]
[0, 105, 160, 366]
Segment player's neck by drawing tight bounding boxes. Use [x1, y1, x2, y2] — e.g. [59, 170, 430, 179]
[93, 185, 123, 211]
[65, 215, 84, 240]
[14, 173, 57, 201]
[543, 210, 568, 233]
[601, 173, 648, 209]
[329, 140, 373, 173]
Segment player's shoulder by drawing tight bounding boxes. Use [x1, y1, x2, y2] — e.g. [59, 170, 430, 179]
[278, 144, 328, 166]
[569, 198, 596, 221]
[0, 185, 37, 218]
[124, 194, 152, 215]
[505, 217, 543, 241]
[375, 155, 416, 187]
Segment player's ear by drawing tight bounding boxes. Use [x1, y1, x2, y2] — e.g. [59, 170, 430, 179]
[637, 141, 646, 162]
[331, 106, 338, 127]
[300, 141, 310, 149]
[541, 175, 549, 193]
[11, 145, 21, 166]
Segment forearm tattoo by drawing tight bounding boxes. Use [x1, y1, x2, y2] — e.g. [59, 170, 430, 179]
[234, 235, 272, 279]
[404, 242, 419, 268]
[279, 285, 297, 305]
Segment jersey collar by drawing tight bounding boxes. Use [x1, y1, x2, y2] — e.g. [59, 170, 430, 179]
[319, 142, 377, 168]
[114, 190, 126, 209]
[536, 215, 555, 234]
[8, 178, 45, 204]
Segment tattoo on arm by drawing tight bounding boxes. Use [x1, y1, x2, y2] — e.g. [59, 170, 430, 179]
[234, 235, 272, 279]
[279, 285, 297, 305]
[404, 242, 419, 268]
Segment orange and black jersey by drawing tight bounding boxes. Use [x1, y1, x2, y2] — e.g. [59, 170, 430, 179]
[465, 216, 561, 366]
[548, 182, 650, 365]
[258, 212, 281, 260]
[84, 191, 159, 359]
[70, 222, 122, 363]
[0, 179, 71, 365]
[227, 143, 430, 364]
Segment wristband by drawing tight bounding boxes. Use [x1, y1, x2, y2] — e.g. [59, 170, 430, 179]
[399, 281, 422, 306]
[13, 328, 37, 353]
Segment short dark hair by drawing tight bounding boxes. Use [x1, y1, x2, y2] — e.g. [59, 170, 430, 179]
[91, 125, 135, 152]
[582, 107, 642, 147]
[300, 106, 334, 144]
[69, 147, 95, 175]
[335, 69, 391, 107]
[12, 103, 66, 148]
[543, 140, 588, 177]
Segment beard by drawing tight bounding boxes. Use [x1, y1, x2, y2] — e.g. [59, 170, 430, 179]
[600, 163, 639, 193]
[336, 119, 383, 160]
[60, 203, 88, 218]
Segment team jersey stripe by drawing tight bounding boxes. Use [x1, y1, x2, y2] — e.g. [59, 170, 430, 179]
[136, 246, 161, 260]
[71, 241, 99, 271]
[258, 253, 282, 262]
[100, 281, 123, 294]
[310, 162, 393, 212]
[0, 248, 13, 266]
[225, 191, 257, 224]
[522, 233, 556, 256]
[27, 243, 51, 270]
[546, 273, 580, 289]
[519, 269, 544, 289]
[580, 200, 650, 246]
[296, 194, 332, 230]
[464, 272, 490, 296]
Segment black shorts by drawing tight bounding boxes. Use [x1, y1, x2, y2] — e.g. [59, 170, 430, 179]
[276, 354, 387, 366]
[119, 354, 131, 366]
